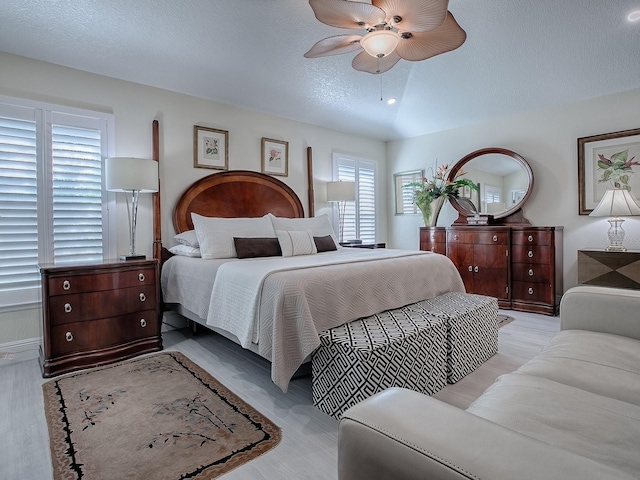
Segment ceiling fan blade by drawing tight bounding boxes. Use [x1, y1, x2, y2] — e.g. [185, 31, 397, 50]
[352, 50, 401, 74]
[309, 0, 386, 30]
[395, 12, 466, 61]
[372, 0, 448, 33]
[304, 35, 363, 58]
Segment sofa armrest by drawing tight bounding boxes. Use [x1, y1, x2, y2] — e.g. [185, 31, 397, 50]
[339, 388, 634, 480]
[560, 285, 640, 340]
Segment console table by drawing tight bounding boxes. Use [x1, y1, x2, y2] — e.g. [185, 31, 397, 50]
[577, 250, 640, 289]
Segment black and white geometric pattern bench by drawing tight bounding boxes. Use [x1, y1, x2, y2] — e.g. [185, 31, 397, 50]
[408, 292, 499, 383]
[312, 307, 447, 420]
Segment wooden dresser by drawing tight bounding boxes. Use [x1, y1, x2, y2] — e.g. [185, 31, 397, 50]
[39, 258, 162, 377]
[420, 226, 563, 315]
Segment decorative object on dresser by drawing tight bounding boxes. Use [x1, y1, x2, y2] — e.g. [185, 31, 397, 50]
[42, 352, 281, 480]
[261, 137, 289, 176]
[420, 148, 563, 315]
[577, 127, 640, 215]
[105, 157, 159, 261]
[194, 125, 229, 170]
[588, 188, 640, 251]
[327, 180, 356, 243]
[578, 249, 640, 289]
[39, 259, 162, 377]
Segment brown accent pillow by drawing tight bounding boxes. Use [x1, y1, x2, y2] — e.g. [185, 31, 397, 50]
[234, 237, 282, 259]
[314, 235, 337, 252]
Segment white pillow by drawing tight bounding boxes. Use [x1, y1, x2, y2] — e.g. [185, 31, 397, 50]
[168, 244, 201, 258]
[191, 213, 276, 259]
[276, 230, 317, 257]
[173, 230, 199, 248]
[268, 214, 340, 247]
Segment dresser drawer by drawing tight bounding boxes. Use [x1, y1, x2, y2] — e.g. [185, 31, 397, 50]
[50, 310, 159, 356]
[420, 229, 446, 244]
[48, 284, 157, 326]
[47, 266, 156, 296]
[447, 230, 508, 245]
[512, 263, 552, 283]
[512, 231, 552, 246]
[511, 245, 552, 265]
[512, 281, 554, 304]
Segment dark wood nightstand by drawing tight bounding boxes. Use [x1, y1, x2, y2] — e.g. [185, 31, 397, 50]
[578, 250, 640, 289]
[39, 258, 163, 377]
[340, 242, 386, 249]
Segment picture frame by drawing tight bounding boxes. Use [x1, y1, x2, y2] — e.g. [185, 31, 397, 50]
[578, 127, 640, 214]
[261, 137, 288, 176]
[194, 125, 228, 170]
[393, 170, 423, 215]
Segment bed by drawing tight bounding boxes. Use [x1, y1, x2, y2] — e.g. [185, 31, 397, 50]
[158, 169, 465, 392]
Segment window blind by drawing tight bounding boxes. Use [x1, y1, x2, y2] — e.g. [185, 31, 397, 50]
[335, 155, 377, 244]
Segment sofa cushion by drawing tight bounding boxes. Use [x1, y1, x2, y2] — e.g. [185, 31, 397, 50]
[515, 330, 640, 406]
[467, 373, 640, 477]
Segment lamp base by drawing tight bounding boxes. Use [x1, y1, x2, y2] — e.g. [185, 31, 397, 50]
[605, 245, 627, 252]
[120, 254, 146, 261]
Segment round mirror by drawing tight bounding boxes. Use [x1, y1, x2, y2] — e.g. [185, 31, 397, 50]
[448, 148, 534, 220]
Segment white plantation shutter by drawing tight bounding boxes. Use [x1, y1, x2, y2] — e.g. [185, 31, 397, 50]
[0, 98, 114, 309]
[334, 154, 378, 244]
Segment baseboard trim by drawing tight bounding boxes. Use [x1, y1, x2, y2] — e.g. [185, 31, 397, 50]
[0, 337, 41, 353]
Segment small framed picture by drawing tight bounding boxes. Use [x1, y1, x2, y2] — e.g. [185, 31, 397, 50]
[261, 137, 288, 176]
[194, 125, 228, 170]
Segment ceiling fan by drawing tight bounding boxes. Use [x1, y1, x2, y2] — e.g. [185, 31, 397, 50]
[304, 0, 466, 74]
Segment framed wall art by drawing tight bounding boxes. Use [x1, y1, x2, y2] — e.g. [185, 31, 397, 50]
[578, 127, 640, 214]
[261, 137, 288, 176]
[194, 125, 228, 170]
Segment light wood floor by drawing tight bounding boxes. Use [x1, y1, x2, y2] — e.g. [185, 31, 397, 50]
[0, 310, 559, 480]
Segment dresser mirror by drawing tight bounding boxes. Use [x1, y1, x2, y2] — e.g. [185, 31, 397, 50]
[448, 147, 534, 223]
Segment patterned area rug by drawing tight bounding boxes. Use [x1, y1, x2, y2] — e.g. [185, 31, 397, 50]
[497, 314, 515, 328]
[42, 352, 281, 480]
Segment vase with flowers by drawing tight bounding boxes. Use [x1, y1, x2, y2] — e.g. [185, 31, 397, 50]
[406, 164, 479, 226]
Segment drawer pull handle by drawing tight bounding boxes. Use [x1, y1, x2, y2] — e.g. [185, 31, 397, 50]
[63, 280, 70, 290]
[528, 287, 534, 295]
[140, 318, 147, 328]
[468, 265, 473, 271]
[139, 293, 146, 302]
[431, 247, 435, 252]
[528, 250, 534, 258]
[64, 303, 72, 313]
[138, 273, 145, 282]
[65, 332, 73, 342]
[528, 235, 534, 242]
[493, 235, 498, 242]
[430, 235, 435, 240]
[528, 269, 534, 276]
[454, 235, 459, 241]
[474, 266, 479, 273]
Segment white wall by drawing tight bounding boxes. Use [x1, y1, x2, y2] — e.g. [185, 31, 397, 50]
[387, 86, 640, 290]
[0, 52, 386, 344]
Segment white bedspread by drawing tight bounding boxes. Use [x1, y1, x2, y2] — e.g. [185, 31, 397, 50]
[162, 248, 465, 391]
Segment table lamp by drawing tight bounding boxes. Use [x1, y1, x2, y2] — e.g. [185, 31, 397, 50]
[105, 157, 159, 260]
[326, 181, 356, 243]
[589, 188, 640, 252]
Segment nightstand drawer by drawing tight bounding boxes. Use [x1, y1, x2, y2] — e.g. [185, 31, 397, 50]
[47, 266, 156, 296]
[50, 310, 159, 356]
[48, 284, 157, 326]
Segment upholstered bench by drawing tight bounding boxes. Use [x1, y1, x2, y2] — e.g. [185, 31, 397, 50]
[408, 292, 498, 383]
[312, 307, 447, 420]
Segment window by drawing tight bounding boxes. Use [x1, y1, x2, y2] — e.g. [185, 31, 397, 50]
[0, 97, 115, 310]
[333, 153, 378, 244]
[394, 170, 423, 215]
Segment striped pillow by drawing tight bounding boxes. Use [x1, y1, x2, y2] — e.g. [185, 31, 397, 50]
[276, 230, 318, 257]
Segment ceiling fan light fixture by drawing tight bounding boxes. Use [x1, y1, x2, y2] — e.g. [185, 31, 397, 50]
[360, 29, 400, 58]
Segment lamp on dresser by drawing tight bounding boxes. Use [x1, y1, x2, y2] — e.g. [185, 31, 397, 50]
[589, 188, 640, 252]
[105, 157, 159, 260]
[327, 180, 356, 243]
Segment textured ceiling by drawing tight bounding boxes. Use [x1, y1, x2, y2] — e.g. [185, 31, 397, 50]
[1, 0, 639, 141]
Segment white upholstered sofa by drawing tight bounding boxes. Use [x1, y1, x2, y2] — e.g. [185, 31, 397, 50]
[338, 285, 640, 480]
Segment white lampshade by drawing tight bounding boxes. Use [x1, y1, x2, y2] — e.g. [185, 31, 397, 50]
[105, 157, 159, 193]
[327, 181, 356, 202]
[589, 189, 640, 217]
[360, 29, 400, 58]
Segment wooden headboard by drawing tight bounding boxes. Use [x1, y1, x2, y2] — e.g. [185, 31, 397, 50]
[172, 170, 305, 233]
